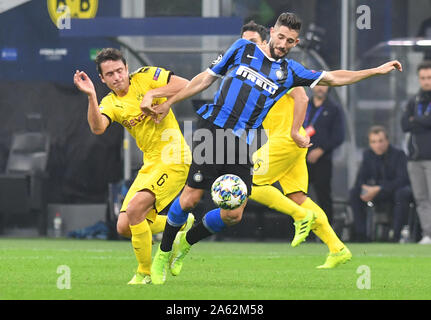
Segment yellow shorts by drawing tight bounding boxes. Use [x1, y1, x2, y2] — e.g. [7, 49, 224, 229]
[252, 137, 308, 195]
[120, 160, 190, 222]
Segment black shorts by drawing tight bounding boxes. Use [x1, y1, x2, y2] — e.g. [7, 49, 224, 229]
[186, 117, 254, 194]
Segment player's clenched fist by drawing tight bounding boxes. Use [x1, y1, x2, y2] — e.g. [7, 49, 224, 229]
[152, 101, 172, 124]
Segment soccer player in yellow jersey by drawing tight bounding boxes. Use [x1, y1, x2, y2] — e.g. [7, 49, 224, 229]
[241, 21, 351, 268]
[73, 48, 193, 284]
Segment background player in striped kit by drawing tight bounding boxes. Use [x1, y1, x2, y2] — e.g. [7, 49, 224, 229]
[240, 21, 350, 268]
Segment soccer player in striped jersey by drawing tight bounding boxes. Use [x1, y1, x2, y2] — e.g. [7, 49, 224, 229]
[146, 12, 402, 284]
[241, 21, 350, 268]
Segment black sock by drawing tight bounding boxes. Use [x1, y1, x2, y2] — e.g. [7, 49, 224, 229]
[185, 221, 214, 245]
[160, 223, 182, 252]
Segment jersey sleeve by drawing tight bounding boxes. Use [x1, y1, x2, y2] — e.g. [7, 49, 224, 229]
[133, 66, 173, 89]
[99, 95, 116, 124]
[288, 60, 325, 88]
[207, 38, 248, 77]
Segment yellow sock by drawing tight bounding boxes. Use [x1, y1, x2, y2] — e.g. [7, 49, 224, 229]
[130, 220, 152, 275]
[149, 215, 167, 235]
[250, 185, 307, 221]
[148, 214, 188, 235]
[300, 198, 345, 253]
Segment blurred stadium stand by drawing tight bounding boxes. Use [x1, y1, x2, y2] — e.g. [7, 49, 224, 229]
[1, 0, 431, 241]
[0, 113, 50, 235]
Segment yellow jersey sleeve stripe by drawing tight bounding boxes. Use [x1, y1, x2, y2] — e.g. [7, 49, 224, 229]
[101, 113, 112, 125]
[99, 95, 117, 123]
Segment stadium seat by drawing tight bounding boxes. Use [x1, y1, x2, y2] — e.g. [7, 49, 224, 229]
[332, 198, 354, 242]
[365, 201, 420, 242]
[0, 115, 50, 235]
[366, 202, 392, 241]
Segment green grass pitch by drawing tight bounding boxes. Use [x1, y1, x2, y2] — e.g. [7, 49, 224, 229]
[1, 238, 430, 300]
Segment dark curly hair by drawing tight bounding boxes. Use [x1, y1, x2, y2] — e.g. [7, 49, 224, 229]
[95, 48, 127, 74]
[241, 20, 268, 42]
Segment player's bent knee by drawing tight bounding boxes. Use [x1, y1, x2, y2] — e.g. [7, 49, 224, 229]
[116, 212, 131, 238]
[117, 222, 131, 238]
[220, 208, 244, 226]
[287, 191, 307, 205]
[126, 190, 155, 225]
[180, 187, 204, 210]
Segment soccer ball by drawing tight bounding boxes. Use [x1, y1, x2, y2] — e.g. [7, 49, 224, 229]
[211, 174, 248, 210]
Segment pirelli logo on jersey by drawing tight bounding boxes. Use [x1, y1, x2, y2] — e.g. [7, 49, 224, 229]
[236, 65, 279, 95]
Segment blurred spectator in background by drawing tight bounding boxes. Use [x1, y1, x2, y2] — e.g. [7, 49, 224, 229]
[417, 16, 431, 38]
[401, 60, 431, 245]
[417, 16, 431, 60]
[349, 126, 413, 242]
[306, 85, 345, 224]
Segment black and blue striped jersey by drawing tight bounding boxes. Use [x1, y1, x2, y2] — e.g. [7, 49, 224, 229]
[196, 38, 325, 144]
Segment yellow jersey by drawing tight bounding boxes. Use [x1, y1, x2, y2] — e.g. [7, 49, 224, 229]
[99, 66, 191, 165]
[262, 93, 306, 140]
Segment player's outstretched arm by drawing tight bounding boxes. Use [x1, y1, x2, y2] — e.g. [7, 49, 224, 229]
[73, 70, 109, 135]
[149, 70, 218, 123]
[140, 75, 189, 116]
[319, 60, 402, 87]
[289, 87, 312, 148]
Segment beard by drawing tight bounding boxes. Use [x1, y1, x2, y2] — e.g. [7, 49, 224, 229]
[269, 41, 288, 60]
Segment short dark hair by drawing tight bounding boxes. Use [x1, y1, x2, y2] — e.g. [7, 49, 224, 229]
[241, 20, 268, 42]
[368, 125, 389, 139]
[417, 60, 431, 73]
[275, 12, 302, 32]
[95, 48, 127, 75]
